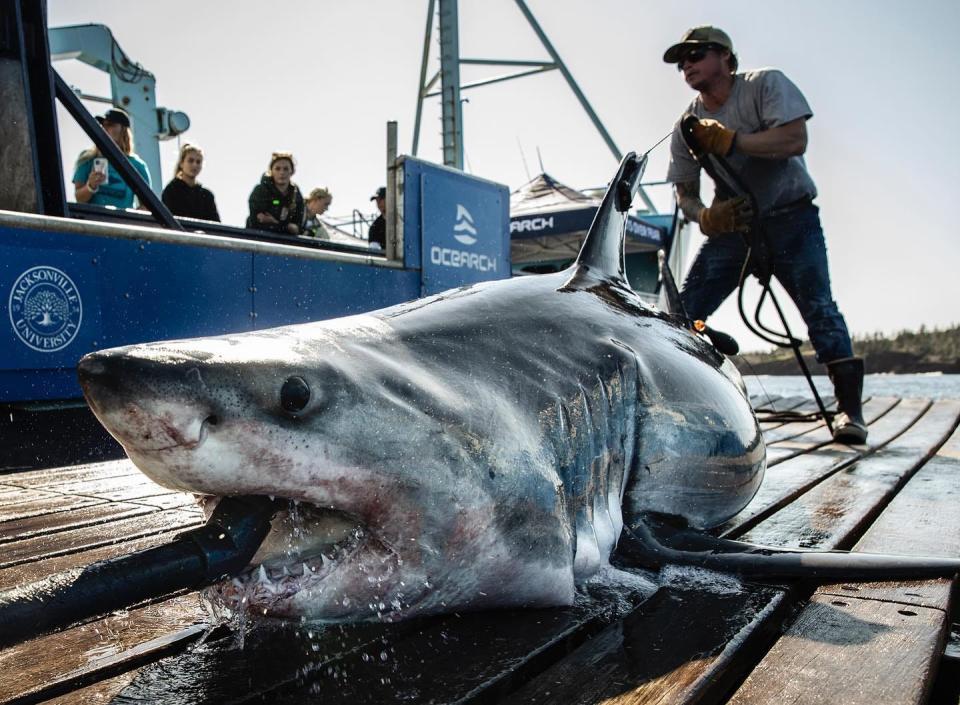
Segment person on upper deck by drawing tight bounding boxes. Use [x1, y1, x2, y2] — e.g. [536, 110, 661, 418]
[72, 108, 151, 209]
[246, 151, 304, 235]
[302, 187, 333, 239]
[162, 144, 220, 221]
[664, 25, 867, 444]
[368, 186, 386, 250]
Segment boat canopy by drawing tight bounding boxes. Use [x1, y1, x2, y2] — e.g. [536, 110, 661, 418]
[509, 173, 666, 266]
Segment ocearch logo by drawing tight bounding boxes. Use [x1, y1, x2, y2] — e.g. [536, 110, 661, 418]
[429, 203, 497, 272]
[453, 204, 478, 245]
[8, 266, 83, 352]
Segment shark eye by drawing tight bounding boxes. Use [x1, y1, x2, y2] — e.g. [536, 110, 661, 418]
[280, 376, 311, 414]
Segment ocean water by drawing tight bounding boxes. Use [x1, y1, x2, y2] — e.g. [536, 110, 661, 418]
[744, 373, 960, 402]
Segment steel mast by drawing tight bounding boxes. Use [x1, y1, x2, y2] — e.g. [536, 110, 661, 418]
[412, 0, 657, 213]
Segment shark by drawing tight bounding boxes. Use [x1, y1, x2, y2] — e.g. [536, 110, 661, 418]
[77, 153, 958, 622]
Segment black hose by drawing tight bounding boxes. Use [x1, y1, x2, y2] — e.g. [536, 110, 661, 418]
[619, 515, 960, 582]
[0, 495, 279, 649]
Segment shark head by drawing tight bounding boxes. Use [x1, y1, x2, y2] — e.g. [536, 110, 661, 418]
[78, 305, 576, 622]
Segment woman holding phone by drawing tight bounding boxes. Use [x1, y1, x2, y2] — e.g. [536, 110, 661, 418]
[72, 107, 151, 208]
[245, 151, 304, 235]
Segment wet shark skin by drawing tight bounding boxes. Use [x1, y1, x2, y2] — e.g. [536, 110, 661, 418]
[78, 266, 764, 621]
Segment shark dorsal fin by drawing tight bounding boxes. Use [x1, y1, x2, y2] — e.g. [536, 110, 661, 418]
[574, 153, 648, 281]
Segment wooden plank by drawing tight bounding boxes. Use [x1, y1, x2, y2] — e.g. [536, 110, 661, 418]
[727, 422, 960, 705]
[750, 393, 783, 410]
[2, 460, 139, 488]
[821, 437, 960, 610]
[0, 495, 110, 526]
[0, 595, 207, 705]
[724, 397, 931, 536]
[127, 493, 197, 510]
[754, 396, 810, 431]
[764, 396, 895, 447]
[0, 500, 172, 544]
[103, 585, 653, 705]
[499, 582, 791, 705]
[0, 526, 195, 591]
[90, 483, 182, 503]
[722, 446, 858, 536]
[757, 395, 841, 434]
[742, 400, 959, 549]
[756, 395, 807, 414]
[0, 488, 61, 508]
[42, 672, 140, 705]
[31, 476, 164, 498]
[766, 397, 919, 464]
[498, 400, 960, 705]
[102, 618, 430, 705]
[727, 595, 945, 705]
[0, 508, 201, 568]
[763, 397, 902, 447]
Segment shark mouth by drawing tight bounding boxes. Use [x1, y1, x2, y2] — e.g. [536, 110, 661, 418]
[198, 497, 410, 620]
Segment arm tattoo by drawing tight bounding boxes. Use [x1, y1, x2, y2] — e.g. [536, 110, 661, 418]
[675, 179, 705, 223]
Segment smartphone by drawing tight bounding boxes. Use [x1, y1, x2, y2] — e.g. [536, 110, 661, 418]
[92, 158, 108, 177]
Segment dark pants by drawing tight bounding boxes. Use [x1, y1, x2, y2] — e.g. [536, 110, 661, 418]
[679, 204, 853, 363]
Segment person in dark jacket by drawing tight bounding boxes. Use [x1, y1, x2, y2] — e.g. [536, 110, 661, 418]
[246, 151, 304, 235]
[161, 143, 220, 221]
[368, 186, 386, 249]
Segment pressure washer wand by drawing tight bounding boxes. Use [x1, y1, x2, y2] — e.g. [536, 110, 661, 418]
[0, 495, 279, 650]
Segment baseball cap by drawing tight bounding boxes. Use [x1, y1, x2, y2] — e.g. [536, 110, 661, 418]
[96, 107, 131, 128]
[663, 26, 734, 64]
[370, 186, 386, 201]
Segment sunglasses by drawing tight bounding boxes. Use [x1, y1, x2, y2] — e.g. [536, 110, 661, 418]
[677, 46, 716, 70]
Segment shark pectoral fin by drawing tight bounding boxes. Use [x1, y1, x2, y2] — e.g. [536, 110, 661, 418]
[614, 514, 960, 583]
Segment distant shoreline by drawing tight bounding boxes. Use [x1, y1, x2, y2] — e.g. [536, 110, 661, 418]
[733, 325, 959, 376]
[734, 353, 959, 376]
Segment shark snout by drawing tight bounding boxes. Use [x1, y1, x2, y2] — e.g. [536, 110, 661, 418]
[79, 348, 220, 453]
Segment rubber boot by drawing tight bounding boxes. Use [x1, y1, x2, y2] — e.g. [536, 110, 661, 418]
[827, 357, 868, 444]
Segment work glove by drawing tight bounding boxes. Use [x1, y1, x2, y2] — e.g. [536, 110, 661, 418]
[691, 118, 736, 156]
[698, 196, 753, 236]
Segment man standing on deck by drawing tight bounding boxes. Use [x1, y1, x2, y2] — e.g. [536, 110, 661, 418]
[663, 26, 867, 444]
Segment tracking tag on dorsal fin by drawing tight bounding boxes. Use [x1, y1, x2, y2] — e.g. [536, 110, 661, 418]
[573, 152, 647, 283]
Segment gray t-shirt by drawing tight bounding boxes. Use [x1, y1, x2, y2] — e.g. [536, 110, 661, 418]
[666, 68, 816, 214]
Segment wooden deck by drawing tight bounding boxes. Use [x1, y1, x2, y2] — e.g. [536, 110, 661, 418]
[1, 395, 958, 704]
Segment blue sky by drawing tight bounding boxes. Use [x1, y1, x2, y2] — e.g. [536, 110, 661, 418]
[49, 1, 960, 351]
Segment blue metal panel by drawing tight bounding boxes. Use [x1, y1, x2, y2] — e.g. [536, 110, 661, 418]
[401, 158, 425, 269]
[253, 254, 420, 329]
[1, 225, 252, 402]
[419, 166, 510, 296]
[2, 238, 102, 370]
[98, 237, 252, 342]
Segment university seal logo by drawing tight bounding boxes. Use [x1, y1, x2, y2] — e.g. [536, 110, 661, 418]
[8, 266, 83, 352]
